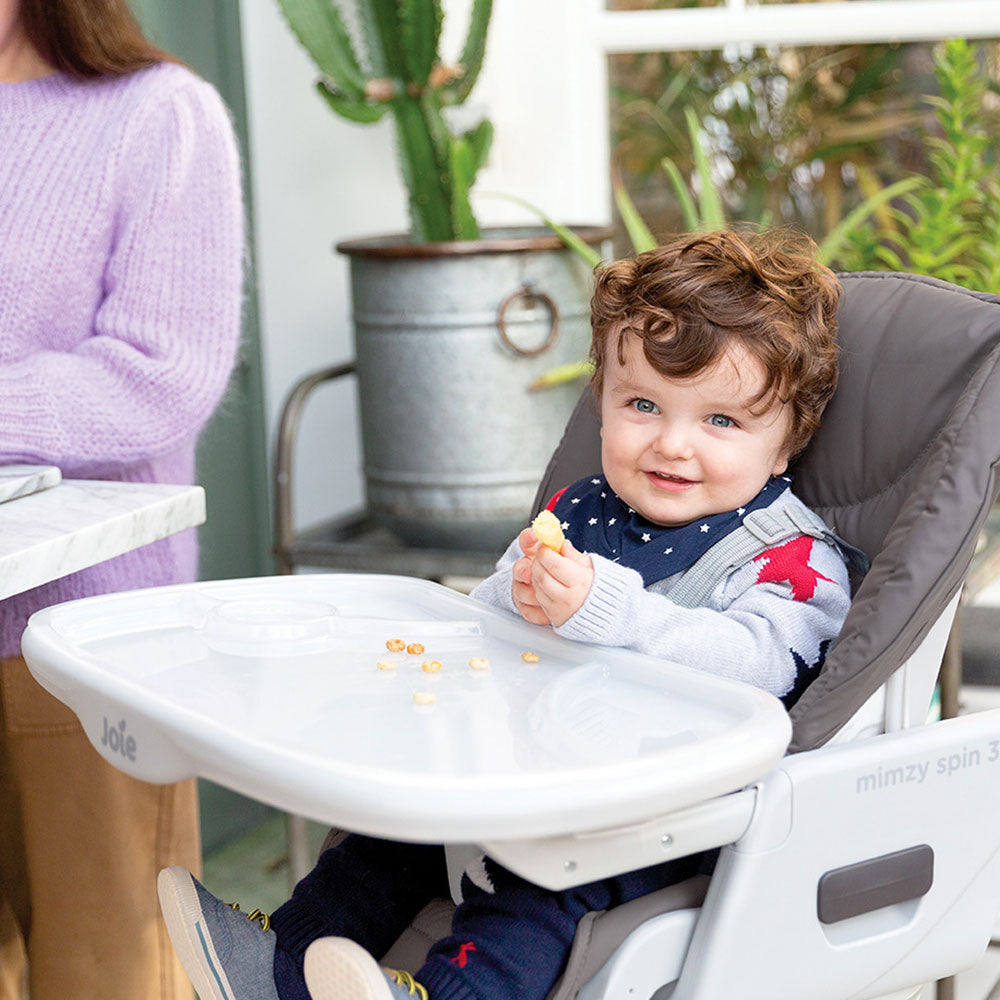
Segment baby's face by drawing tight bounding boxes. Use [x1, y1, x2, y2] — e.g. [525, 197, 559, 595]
[599, 331, 792, 527]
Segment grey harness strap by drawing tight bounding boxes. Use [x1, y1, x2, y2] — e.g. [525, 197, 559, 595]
[666, 505, 867, 609]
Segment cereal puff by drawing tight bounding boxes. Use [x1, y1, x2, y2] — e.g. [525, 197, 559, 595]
[531, 510, 565, 552]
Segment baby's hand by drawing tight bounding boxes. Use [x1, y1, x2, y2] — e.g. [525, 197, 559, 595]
[530, 537, 594, 627]
[511, 527, 551, 625]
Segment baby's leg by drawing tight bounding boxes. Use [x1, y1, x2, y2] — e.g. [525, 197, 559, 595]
[416, 853, 702, 1000]
[270, 834, 449, 999]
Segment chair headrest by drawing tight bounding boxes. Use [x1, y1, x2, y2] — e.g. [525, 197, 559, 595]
[789, 273, 1000, 749]
[533, 272, 1000, 751]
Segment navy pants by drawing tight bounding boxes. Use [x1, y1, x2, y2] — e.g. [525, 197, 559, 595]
[270, 834, 703, 1000]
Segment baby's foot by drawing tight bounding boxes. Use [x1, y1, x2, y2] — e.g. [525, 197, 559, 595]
[305, 936, 429, 999]
[157, 865, 279, 1000]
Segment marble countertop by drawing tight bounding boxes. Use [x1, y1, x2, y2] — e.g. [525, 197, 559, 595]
[0, 479, 206, 601]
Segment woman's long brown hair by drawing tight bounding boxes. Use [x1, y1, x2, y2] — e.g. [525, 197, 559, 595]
[20, 0, 177, 78]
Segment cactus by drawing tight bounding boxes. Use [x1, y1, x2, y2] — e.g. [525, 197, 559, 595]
[276, 0, 494, 243]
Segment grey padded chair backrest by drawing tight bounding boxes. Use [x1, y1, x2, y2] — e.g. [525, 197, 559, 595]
[532, 272, 1000, 752]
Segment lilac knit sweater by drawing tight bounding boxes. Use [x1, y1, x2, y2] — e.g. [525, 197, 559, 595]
[0, 62, 243, 656]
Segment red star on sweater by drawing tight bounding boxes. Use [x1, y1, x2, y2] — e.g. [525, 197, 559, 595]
[450, 942, 476, 967]
[753, 536, 835, 602]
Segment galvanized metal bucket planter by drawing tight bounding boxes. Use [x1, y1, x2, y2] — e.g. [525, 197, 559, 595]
[337, 226, 611, 552]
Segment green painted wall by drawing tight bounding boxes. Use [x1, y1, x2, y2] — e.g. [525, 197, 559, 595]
[127, 0, 278, 847]
[130, 0, 272, 582]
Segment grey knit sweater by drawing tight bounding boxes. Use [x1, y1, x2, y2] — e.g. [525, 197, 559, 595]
[471, 487, 851, 703]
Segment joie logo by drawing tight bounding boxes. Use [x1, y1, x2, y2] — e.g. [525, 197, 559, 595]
[100, 716, 137, 762]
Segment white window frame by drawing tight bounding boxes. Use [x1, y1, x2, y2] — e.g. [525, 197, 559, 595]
[596, 2, 1000, 52]
[478, 0, 1000, 232]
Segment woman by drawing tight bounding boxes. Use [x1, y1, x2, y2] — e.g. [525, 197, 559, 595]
[0, 1, 243, 997]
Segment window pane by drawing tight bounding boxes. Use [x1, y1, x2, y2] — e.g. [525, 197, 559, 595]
[608, 39, 1000, 285]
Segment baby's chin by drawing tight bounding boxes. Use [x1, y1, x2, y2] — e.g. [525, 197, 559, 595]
[610, 478, 733, 527]
[628, 503, 699, 528]
[631, 499, 734, 528]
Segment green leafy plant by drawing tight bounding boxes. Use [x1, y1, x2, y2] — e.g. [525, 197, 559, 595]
[518, 109, 919, 390]
[650, 107, 920, 267]
[843, 39, 1000, 291]
[610, 41, 924, 241]
[530, 38, 996, 393]
[276, 0, 493, 243]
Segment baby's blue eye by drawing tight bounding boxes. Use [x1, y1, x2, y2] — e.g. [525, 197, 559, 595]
[632, 398, 658, 414]
[708, 414, 734, 428]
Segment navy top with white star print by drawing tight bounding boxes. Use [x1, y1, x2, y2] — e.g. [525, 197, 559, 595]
[548, 473, 792, 587]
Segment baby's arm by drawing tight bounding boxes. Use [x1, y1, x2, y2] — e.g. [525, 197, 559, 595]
[529, 540, 594, 627]
[512, 528, 553, 626]
[554, 540, 850, 699]
[470, 531, 555, 623]
[468, 536, 523, 614]
[470, 527, 595, 626]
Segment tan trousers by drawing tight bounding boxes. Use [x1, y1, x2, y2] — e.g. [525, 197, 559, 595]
[0, 655, 199, 1000]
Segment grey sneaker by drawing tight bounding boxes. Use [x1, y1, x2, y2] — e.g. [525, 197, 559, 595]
[157, 865, 279, 1000]
[304, 936, 429, 999]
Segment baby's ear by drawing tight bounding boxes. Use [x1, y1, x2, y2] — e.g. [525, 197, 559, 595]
[772, 436, 793, 476]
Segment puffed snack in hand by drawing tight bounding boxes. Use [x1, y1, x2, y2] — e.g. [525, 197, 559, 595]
[531, 510, 565, 552]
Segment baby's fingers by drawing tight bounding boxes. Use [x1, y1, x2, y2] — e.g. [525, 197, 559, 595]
[535, 542, 593, 587]
[518, 527, 540, 558]
[559, 537, 593, 566]
[512, 555, 533, 585]
[530, 546, 594, 628]
[512, 577, 551, 625]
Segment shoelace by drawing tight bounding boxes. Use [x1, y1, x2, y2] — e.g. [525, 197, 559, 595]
[386, 968, 429, 999]
[226, 901, 272, 932]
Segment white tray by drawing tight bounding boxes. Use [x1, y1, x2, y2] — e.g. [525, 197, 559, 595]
[22, 574, 791, 843]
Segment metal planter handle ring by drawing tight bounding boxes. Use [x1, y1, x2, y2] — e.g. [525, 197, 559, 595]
[496, 284, 561, 357]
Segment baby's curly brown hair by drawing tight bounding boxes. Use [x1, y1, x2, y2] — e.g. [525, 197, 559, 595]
[590, 228, 842, 459]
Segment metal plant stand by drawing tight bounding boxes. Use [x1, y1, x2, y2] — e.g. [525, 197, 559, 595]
[272, 362, 503, 884]
[274, 362, 503, 583]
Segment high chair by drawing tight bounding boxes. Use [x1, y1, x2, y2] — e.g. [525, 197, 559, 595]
[19, 271, 1000, 1000]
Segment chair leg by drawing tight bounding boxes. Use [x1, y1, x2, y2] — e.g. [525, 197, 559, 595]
[938, 618, 962, 720]
[286, 813, 312, 891]
[935, 976, 956, 1000]
[988, 938, 1000, 1000]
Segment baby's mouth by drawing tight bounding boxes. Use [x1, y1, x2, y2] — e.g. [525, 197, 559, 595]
[647, 471, 697, 489]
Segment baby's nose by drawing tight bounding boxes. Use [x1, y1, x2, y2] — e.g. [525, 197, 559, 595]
[654, 422, 695, 460]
